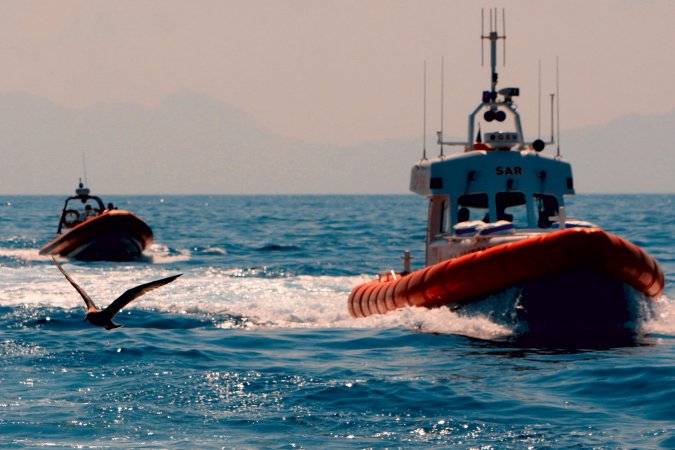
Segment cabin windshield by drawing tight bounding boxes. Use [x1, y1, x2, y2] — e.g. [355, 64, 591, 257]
[457, 193, 489, 223]
[57, 195, 107, 234]
[496, 192, 527, 224]
[535, 193, 559, 228]
[440, 199, 450, 233]
[64, 196, 104, 214]
[452, 191, 561, 230]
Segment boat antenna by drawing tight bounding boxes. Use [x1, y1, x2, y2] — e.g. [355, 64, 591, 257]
[550, 92, 555, 145]
[481, 8, 506, 65]
[481, 9, 485, 66]
[502, 8, 506, 66]
[556, 55, 561, 158]
[422, 60, 427, 160]
[538, 59, 542, 139]
[81, 152, 89, 187]
[440, 56, 445, 157]
[482, 9, 506, 99]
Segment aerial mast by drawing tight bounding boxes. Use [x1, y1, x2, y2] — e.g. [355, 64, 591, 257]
[556, 56, 561, 158]
[482, 8, 506, 100]
[422, 61, 427, 160]
[436, 8, 546, 152]
[440, 56, 445, 157]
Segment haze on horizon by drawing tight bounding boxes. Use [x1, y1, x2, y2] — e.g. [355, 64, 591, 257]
[1, 0, 673, 146]
[0, 0, 673, 195]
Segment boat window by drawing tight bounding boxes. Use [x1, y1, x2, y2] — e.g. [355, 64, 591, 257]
[495, 192, 527, 225]
[60, 196, 106, 230]
[535, 193, 559, 228]
[66, 198, 103, 216]
[440, 199, 450, 233]
[457, 193, 489, 223]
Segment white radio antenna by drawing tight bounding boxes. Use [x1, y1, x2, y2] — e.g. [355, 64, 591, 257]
[81, 152, 89, 187]
[556, 56, 561, 158]
[481, 9, 484, 65]
[502, 9, 506, 66]
[440, 56, 445, 157]
[490, 8, 493, 36]
[538, 59, 542, 139]
[550, 93, 555, 144]
[422, 60, 427, 160]
[483, 8, 506, 67]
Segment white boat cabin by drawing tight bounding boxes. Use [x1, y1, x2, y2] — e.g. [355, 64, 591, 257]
[411, 144, 574, 236]
[407, 14, 585, 266]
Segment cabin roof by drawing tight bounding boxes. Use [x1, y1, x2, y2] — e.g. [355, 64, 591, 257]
[410, 149, 574, 198]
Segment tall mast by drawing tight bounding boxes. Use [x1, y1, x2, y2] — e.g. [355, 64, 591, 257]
[437, 8, 547, 152]
[482, 8, 506, 100]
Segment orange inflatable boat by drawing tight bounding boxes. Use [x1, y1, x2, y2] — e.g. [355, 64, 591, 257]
[348, 23, 665, 332]
[39, 182, 153, 261]
[348, 228, 664, 319]
[40, 209, 153, 261]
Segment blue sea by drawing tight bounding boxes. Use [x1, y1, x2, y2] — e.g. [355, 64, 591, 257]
[0, 194, 673, 448]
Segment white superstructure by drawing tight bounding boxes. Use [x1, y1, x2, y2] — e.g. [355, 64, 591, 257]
[411, 10, 587, 266]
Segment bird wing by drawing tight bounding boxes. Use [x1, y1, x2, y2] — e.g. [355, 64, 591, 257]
[51, 256, 98, 311]
[102, 274, 182, 318]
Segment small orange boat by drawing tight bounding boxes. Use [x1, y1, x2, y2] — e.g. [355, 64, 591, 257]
[39, 182, 153, 261]
[348, 18, 665, 333]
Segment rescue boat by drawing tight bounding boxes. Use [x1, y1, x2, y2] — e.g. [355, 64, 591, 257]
[39, 181, 153, 261]
[348, 16, 665, 333]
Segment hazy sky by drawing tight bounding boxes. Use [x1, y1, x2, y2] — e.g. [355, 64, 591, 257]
[0, 0, 673, 146]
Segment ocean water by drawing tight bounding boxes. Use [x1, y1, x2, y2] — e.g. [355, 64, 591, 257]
[0, 194, 673, 449]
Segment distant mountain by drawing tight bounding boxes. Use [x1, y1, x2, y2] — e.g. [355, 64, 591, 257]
[0, 91, 672, 194]
[562, 110, 674, 193]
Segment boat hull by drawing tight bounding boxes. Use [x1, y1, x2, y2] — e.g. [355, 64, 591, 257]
[39, 210, 153, 261]
[348, 228, 664, 323]
[517, 270, 633, 334]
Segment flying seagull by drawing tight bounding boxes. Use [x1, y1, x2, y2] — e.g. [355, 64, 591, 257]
[52, 256, 182, 330]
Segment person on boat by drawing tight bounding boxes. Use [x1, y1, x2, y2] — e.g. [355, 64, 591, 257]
[79, 205, 97, 222]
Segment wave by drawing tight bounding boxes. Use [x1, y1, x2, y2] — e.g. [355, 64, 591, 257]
[0, 262, 510, 339]
[638, 293, 675, 336]
[0, 242, 196, 265]
[0, 257, 673, 341]
[0, 247, 47, 263]
[143, 243, 193, 264]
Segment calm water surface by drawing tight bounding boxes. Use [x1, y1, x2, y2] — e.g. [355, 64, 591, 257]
[0, 194, 673, 448]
